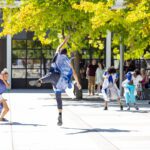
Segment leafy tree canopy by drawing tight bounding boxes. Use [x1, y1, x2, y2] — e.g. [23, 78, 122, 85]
[73, 0, 150, 59]
[0, 0, 150, 59]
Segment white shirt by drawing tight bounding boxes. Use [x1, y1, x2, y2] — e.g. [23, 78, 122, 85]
[132, 75, 142, 88]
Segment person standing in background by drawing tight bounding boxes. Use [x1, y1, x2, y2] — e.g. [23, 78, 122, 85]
[95, 62, 105, 95]
[86, 60, 98, 96]
[141, 68, 149, 89]
[132, 69, 143, 99]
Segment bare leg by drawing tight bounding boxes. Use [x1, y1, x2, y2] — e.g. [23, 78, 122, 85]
[92, 77, 95, 95]
[117, 98, 123, 110]
[0, 100, 9, 121]
[88, 78, 92, 95]
[97, 84, 101, 94]
[104, 101, 108, 110]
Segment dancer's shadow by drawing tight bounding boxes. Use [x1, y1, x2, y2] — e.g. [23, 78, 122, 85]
[0, 121, 47, 126]
[62, 127, 132, 135]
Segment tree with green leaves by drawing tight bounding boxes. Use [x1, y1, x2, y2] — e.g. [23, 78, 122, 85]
[0, 0, 101, 99]
[73, 0, 150, 60]
[1, 0, 149, 98]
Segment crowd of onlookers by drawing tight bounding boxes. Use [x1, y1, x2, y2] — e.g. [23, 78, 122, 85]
[83, 59, 150, 99]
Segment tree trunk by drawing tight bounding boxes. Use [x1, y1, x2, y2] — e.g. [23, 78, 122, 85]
[73, 51, 82, 100]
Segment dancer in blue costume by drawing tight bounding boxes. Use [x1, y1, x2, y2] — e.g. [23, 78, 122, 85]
[102, 67, 123, 110]
[0, 69, 10, 121]
[122, 72, 139, 111]
[30, 36, 81, 126]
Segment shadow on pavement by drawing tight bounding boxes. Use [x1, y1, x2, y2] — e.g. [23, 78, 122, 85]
[116, 110, 150, 113]
[42, 103, 101, 108]
[62, 127, 132, 135]
[0, 121, 47, 126]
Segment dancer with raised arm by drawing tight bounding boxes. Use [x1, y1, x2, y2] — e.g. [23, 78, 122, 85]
[30, 36, 81, 126]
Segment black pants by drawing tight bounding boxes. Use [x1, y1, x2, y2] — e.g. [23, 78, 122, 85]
[40, 72, 62, 109]
[56, 92, 62, 109]
[40, 72, 60, 87]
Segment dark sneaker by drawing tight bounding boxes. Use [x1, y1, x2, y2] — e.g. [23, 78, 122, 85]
[57, 115, 63, 126]
[120, 105, 123, 111]
[135, 106, 139, 111]
[104, 107, 108, 110]
[29, 80, 42, 87]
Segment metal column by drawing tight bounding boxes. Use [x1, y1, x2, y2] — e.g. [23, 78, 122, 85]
[119, 36, 124, 97]
[7, 34, 12, 88]
[106, 30, 111, 69]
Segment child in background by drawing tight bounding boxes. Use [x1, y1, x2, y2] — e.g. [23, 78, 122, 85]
[122, 72, 139, 111]
[0, 68, 10, 121]
[102, 67, 123, 110]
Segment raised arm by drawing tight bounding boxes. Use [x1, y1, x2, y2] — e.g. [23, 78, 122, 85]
[56, 36, 70, 53]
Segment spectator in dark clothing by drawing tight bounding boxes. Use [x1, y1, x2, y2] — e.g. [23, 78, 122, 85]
[86, 60, 98, 96]
[124, 60, 135, 74]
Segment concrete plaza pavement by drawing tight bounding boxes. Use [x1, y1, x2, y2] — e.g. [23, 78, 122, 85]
[0, 90, 150, 150]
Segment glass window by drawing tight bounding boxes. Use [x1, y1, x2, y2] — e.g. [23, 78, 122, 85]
[12, 40, 26, 49]
[42, 50, 54, 59]
[27, 50, 41, 58]
[12, 69, 26, 78]
[27, 40, 42, 49]
[12, 59, 26, 68]
[42, 44, 51, 50]
[12, 50, 26, 59]
[27, 59, 41, 68]
[27, 69, 41, 78]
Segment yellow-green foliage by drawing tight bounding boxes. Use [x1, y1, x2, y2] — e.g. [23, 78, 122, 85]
[0, 0, 150, 59]
[73, 0, 150, 59]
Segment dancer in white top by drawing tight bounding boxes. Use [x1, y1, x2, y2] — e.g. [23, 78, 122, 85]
[102, 67, 123, 110]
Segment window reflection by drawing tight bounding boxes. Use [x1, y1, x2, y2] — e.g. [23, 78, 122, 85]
[42, 50, 54, 59]
[27, 50, 41, 58]
[27, 40, 42, 49]
[12, 40, 26, 49]
[27, 59, 41, 68]
[12, 39, 54, 87]
[12, 59, 26, 68]
[12, 50, 26, 59]
[12, 69, 26, 78]
[27, 69, 41, 78]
